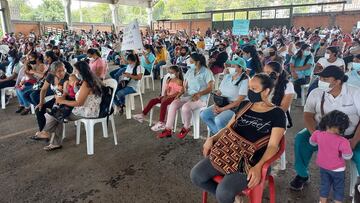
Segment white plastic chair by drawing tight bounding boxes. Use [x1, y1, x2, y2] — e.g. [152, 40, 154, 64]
[125, 77, 144, 120]
[141, 62, 155, 93]
[30, 95, 55, 114]
[1, 87, 15, 109]
[350, 161, 358, 197]
[214, 73, 224, 90]
[73, 79, 118, 155]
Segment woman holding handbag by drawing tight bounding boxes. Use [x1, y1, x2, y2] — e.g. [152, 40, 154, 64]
[200, 57, 249, 135]
[190, 73, 286, 203]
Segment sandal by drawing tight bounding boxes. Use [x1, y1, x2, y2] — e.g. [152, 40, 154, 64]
[30, 131, 50, 141]
[43, 144, 62, 151]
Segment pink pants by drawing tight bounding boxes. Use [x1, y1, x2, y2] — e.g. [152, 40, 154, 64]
[165, 97, 206, 129]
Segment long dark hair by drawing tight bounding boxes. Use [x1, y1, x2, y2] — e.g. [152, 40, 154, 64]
[126, 53, 140, 68]
[295, 44, 310, 59]
[45, 51, 58, 64]
[144, 44, 155, 55]
[267, 61, 289, 106]
[87, 48, 101, 57]
[253, 73, 275, 92]
[243, 45, 262, 73]
[190, 53, 207, 68]
[168, 65, 184, 81]
[74, 61, 102, 97]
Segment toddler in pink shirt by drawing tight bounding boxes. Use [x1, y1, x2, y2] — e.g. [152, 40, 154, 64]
[310, 110, 353, 203]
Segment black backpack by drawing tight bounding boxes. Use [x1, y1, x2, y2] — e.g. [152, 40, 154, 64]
[99, 85, 114, 118]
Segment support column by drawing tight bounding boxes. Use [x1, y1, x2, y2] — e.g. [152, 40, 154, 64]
[0, 0, 12, 35]
[62, 0, 72, 28]
[146, 1, 152, 29]
[109, 4, 119, 32]
[79, 0, 83, 23]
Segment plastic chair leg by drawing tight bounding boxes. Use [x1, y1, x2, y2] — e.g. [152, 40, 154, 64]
[30, 104, 35, 114]
[146, 77, 150, 89]
[202, 191, 208, 203]
[85, 121, 94, 155]
[76, 121, 81, 145]
[268, 175, 276, 203]
[102, 120, 108, 138]
[141, 80, 145, 94]
[149, 109, 154, 127]
[280, 152, 286, 170]
[62, 123, 66, 139]
[301, 87, 306, 106]
[1, 89, 5, 109]
[350, 161, 358, 197]
[110, 115, 118, 145]
[174, 110, 178, 133]
[125, 95, 132, 119]
[139, 94, 144, 111]
[193, 111, 200, 139]
[151, 77, 155, 91]
[131, 95, 135, 110]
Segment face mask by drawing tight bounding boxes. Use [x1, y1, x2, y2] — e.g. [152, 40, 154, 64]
[318, 80, 332, 92]
[8, 57, 14, 62]
[248, 89, 263, 103]
[229, 68, 236, 75]
[29, 60, 36, 65]
[303, 51, 311, 56]
[75, 73, 83, 81]
[36, 47, 42, 52]
[269, 51, 276, 57]
[243, 54, 250, 60]
[189, 64, 196, 69]
[324, 53, 330, 59]
[352, 62, 360, 71]
[180, 53, 186, 57]
[261, 45, 267, 49]
[320, 43, 325, 46]
[169, 73, 176, 79]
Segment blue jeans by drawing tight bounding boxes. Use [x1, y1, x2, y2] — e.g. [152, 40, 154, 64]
[320, 168, 345, 201]
[16, 86, 33, 108]
[200, 105, 235, 134]
[113, 86, 136, 106]
[154, 61, 166, 79]
[294, 128, 360, 177]
[110, 66, 126, 81]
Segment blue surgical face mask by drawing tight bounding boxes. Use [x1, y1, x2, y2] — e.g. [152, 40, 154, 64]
[353, 62, 360, 71]
[303, 50, 311, 56]
[8, 57, 14, 63]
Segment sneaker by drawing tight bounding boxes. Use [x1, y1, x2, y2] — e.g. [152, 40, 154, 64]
[177, 127, 191, 139]
[151, 122, 165, 132]
[5, 95, 10, 105]
[290, 175, 309, 191]
[158, 129, 172, 138]
[133, 114, 145, 123]
[20, 108, 31, 116]
[15, 106, 25, 113]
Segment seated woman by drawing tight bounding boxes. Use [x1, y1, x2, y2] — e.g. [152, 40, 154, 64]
[346, 54, 360, 87]
[113, 53, 144, 115]
[41, 61, 103, 151]
[0, 49, 22, 103]
[209, 43, 228, 75]
[242, 45, 262, 77]
[15, 63, 37, 115]
[159, 53, 214, 139]
[200, 57, 248, 135]
[87, 48, 108, 79]
[141, 44, 156, 76]
[30, 61, 69, 141]
[190, 73, 286, 203]
[289, 44, 314, 104]
[133, 65, 183, 131]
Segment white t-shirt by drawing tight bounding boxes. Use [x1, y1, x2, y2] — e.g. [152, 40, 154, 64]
[285, 82, 296, 95]
[317, 57, 345, 70]
[123, 65, 144, 91]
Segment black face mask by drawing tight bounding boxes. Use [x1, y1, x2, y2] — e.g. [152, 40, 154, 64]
[29, 60, 36, 65]
[320, 43, 325, 46]
[269, 51, 276, 57]
[248, 89, 263, 103]
[180, 52, 186, 56]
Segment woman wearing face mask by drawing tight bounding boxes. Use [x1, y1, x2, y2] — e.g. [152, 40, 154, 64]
[175, 46, 190, 72]
[141, 44, 156, 76]
[209, 43, 229, 75]
[242, 45, 262, 77]
[200, 57, 248, 135]
[153, 43, 167, 80]
[346, 54, 360, 87]
[133, 66, 184, 131]
[87, 48, 108, 79]
[113, 54, 144, 115]
[276, 38, 287, 58]
[191, 73, 286, 203]
[289, 44, 314, 104]
[290, 66, 360, 192]
[0, 49, 22, 104]
[263, 45, 284, 66]
[30, 61, 69, 141]
[40, 61, 102, 151]
[159, 53, 214, 139]
[314, 39, 327, 62]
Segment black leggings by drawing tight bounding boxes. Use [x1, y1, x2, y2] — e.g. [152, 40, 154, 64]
[35, 98, 55, 131]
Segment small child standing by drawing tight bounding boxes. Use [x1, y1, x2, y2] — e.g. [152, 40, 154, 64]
[310, 110, 353, 203]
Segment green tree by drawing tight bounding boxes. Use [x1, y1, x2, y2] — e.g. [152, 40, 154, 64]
[32, 0, 65, 21]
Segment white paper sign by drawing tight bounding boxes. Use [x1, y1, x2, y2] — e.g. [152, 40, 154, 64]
[121, 20, 144, 51]
[357, 21, 360, 29]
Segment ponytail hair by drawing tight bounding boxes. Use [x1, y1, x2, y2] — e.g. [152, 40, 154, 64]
[267, 61, 289, 106]
[168, 65, 184, 81]
[190, 53, 207, 68]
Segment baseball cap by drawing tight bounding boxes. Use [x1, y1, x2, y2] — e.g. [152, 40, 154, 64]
[231, 57, 247, 70]
[317, 65, 345, 80]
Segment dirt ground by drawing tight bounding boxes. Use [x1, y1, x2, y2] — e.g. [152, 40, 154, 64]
[0, 76, 355, 203]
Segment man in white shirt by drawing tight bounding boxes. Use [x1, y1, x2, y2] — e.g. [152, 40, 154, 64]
[290, 66, 360, 191]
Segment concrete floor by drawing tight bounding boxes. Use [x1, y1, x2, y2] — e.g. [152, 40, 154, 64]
[0, 78, 355, 203]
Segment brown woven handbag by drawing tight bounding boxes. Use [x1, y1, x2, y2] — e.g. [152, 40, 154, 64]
[209, 102, 271, 175]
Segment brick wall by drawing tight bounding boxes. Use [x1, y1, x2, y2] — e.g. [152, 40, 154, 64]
[153, 19, 211, 35]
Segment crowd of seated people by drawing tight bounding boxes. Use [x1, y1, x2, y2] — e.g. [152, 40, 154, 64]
[2, 24, 360, 203]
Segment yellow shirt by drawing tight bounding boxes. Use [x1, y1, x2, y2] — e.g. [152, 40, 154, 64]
[155, 48, 167, 63]
[197, 41, 205, 49]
